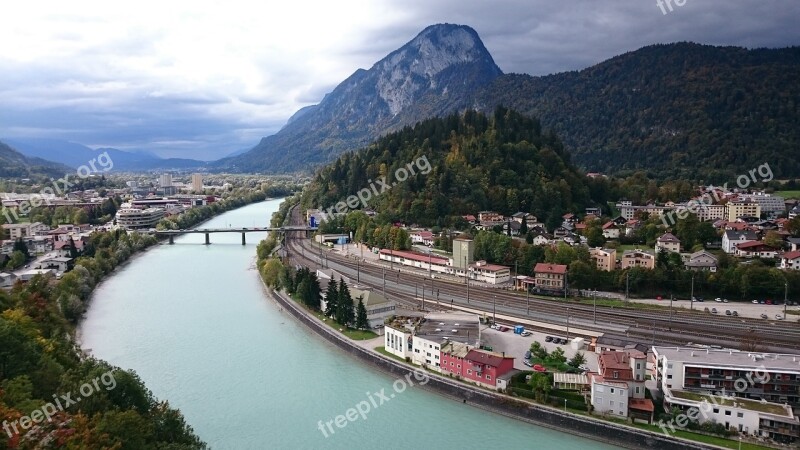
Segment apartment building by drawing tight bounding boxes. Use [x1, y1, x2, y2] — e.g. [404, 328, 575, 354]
[621, 250, 655, 270]
[727, 199, 761, 221]
[590, 247, 617, 272]
[533, 263, 567, 290]
[656, 233, 681, 254]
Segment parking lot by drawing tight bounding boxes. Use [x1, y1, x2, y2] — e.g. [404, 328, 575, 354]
[480, 326, 598, 372]
[628, 297, 799, 321]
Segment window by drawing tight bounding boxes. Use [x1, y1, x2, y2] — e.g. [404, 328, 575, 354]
[457, 364, 461, 369]
[667, 374, 672, 379]
[611, 388, 615, 394]
[467, 370, 472, 375]
[610, 401, 615, 407]
[725, 411, 731, 416]
[613, 371, 619, 379]
[486, 375, 491, 380]
[636, 363, 641, 370]
[713, 408, 719, 414]
[450, 362, 454, 366]
[635, 387, 640, 395]
[737, 412, 743, 418]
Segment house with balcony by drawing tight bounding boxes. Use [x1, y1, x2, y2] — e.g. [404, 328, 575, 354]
[722, 230, 759, 254]
[735, 241, 780, 259]
[601, 221, 620, 239]
[621, 250, 655, 270]
[440, 344, 514, 390]
[684, 250, 718, 272]
[652, 347, 800, 442]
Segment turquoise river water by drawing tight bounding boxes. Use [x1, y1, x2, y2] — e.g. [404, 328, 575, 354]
[79, 199, 616, 449]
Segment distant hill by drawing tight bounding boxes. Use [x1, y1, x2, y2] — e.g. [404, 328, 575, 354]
[217, 23, 502, 173]
[473, 43, 800, 180]
[302, 108, 595, 230]
[218, 23, 800, 178]
[6, 138, 207, 171]
[0, 140, 71, 178]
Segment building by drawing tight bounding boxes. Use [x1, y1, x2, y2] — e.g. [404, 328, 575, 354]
[159, 173, 173, 188]
[694, 204, 728, 222]
[469, 261, 511, 284]
[780, 251, 800, 270]
[684, 250, 718, 272]
[115, 208, 166, 230]
[739, 193, 786, 218]
[39, 256, 73, 273]
[410, 230, 434, 246]
[452, 238, 474, 270]
[601, 222, 620, 239]
[1, 222, 49, 240]
[590, 349, 652, 422]
[735, 241, 780, 259]
[349, 287, 396, 329]
[621, 250, 655, 269]
[383, 316, 420, 359]
[722, 230, 759, 254]
[616, 203, 671, 220]
[191, 173, 203, 193]
[0, 272, 17, 288]
[653, 347, 800, 441]
[533, 263, 567, 292]
[441, 342, 515, 389]
[727, 199, 761, 221]
[378, 249, 450, 275]
[590, 248, 617, 272]
[656, 233, 681, 254]
[410, 312, 481, 372]
[478, 211, 503, 223]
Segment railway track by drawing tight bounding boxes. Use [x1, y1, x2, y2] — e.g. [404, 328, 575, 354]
[281, 205, 800, 351]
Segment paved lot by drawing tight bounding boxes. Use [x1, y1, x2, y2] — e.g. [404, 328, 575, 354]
[480, 326, 598, 371]
[628, 298, 800, 321]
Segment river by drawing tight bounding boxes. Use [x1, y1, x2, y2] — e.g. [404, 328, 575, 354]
[80, 199, 615, 449]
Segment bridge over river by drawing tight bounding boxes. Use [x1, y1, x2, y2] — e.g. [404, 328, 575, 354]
[154, 226, 317, 245]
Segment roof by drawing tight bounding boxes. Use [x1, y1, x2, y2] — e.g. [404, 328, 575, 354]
[629, 398, 655, 412]
[736, 240, 776, 250]
[465, 349, 513, 367]
[534, 263, 567, 275]
[600, 351, 634, 371]
[724, 230, 758, 240]
[415, 312, 480, 345]
[441, 341, 471, 358]
[553, 373, 589, 385]
[601, 222, 616, 229]
[658, 232, 680, 243]
[653, 347, 800, 372]
[350, 288, 391, 308]
[783, 251, 800, 260]
[471, 261, 509, 272]
[590, 374, 628, 389]
[379, 249, 449, 265]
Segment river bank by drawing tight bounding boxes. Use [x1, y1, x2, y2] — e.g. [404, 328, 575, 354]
[263, 284, 717, 450]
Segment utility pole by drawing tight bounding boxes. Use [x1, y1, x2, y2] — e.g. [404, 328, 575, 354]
[428, 249, 432, 279]
[593, 289, 597, 324]
[467, 275, 470, 304]
[625, 272, 629, 301]
[785, 281, 789, 318]
[382, 268, 386, 301]
[493, 294, 497, 324]
[566, 307, 570, 340]
[422, 280, 425, 310]
[464, 256, 468, 285]
[564, 272, 568, 300]
[357, 259, 360, 284]
[526, 286, 530, 315]
[690, 274, 694, 311]
[669, 294, 674, 331]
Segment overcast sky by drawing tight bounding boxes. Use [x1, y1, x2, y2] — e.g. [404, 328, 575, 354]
[0, 0, 797, 160]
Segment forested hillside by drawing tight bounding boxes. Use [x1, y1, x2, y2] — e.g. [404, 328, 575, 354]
[303, 108, 596, 230]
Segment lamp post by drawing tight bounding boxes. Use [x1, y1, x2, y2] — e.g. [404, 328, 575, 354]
[669, 294, 674, 331]
[785, 281, 789, 318]
[493, 294, 497, 324]
[356, 259, 360, 284]
[690, 274, 694, 311]
[526, 285, 530, 315]
[566, 307, 570, 340]
[564, 398, 567, 413]
[625, 272, 629, 301]
[593, 289, 597, 324]
[422, 280, 425, 310]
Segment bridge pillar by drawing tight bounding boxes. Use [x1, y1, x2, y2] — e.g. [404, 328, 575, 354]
[169, 235, 174, 245]
[205, 233, 210, 245]
[242, 232, 246, 245]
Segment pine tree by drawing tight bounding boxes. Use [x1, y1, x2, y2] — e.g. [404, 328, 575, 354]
[336, 279, 354, 326]
[68, 237, 79, 258]
[355, 296, 369, 330]
[305, 271, 321, 310]
[324, 278, 338, 318]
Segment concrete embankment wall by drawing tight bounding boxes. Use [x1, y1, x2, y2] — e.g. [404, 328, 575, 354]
[267, 288, 717, 450]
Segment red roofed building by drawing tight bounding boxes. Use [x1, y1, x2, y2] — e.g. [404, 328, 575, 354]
[781, 251, 800, 270]
[441, 346, 514, 389]
[734, 241, 780, 259]
[591, 350, 653, 422]
[533, 263, 567, 291]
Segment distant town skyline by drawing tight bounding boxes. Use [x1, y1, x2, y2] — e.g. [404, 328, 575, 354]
[0, 0, 797, 160]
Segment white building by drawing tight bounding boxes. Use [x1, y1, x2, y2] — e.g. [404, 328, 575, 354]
[191, 173, 203, 193]
[115, 208, 165, 230]
[780, 251, 800, 271]
[384, 319, 416, 360]
[159, 173, 173, 188]
[590, 375, 629, 417]
[653, 347, 800, 440]
[722, 230, 759, 254]
[656, 233, 681, 254]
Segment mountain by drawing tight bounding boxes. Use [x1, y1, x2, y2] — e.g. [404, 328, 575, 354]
[220, 23, 800, 179]
[302, 108, 595, 230]
[218, 23, 502, 173]
[472, 43, 800, 180]
[0, 140, 71, 178]
[6, 138, 207, 171]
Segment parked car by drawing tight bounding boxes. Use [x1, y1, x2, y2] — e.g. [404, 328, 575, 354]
[776, 314, 784, 320]
[715, 298, 722, 302]
[732, 311, 738, 317]
[711, 308, 718, 314]
[499, 326, 510, 332]
[723, 299, 729, 303]
[525, 350, 531, 359]
[579, 365, 590, 373]
[696, 297, 704, 302]
[766, 299, 773, 305]
[523, 360, 533, 367]
[752, 299, 759, 304]
[759, 300, 766, 304]
[490, 324, 500, 330]
[521, 331, 532, 337]
[725, 310, 732, 316]
[533, 364, 547, 372]
[545, 336, 553, 342]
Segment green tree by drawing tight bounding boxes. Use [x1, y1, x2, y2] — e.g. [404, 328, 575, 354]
[550, 347, 566, 365]
[8, 250, 26, 269]
[568, 352, 587, 368]
[336, 279, 354, 325]
[324, 278, 339, 318]
[764, 230, 783, 249]
[260, 258, 284, 289]
[13, 238, 29, 258]
[355, 297, 369, 329]
[529, 372, 552, 402]
[530, 341, 548, 360]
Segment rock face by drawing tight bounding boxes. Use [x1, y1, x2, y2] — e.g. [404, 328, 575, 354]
[218, 24, 502, 173]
